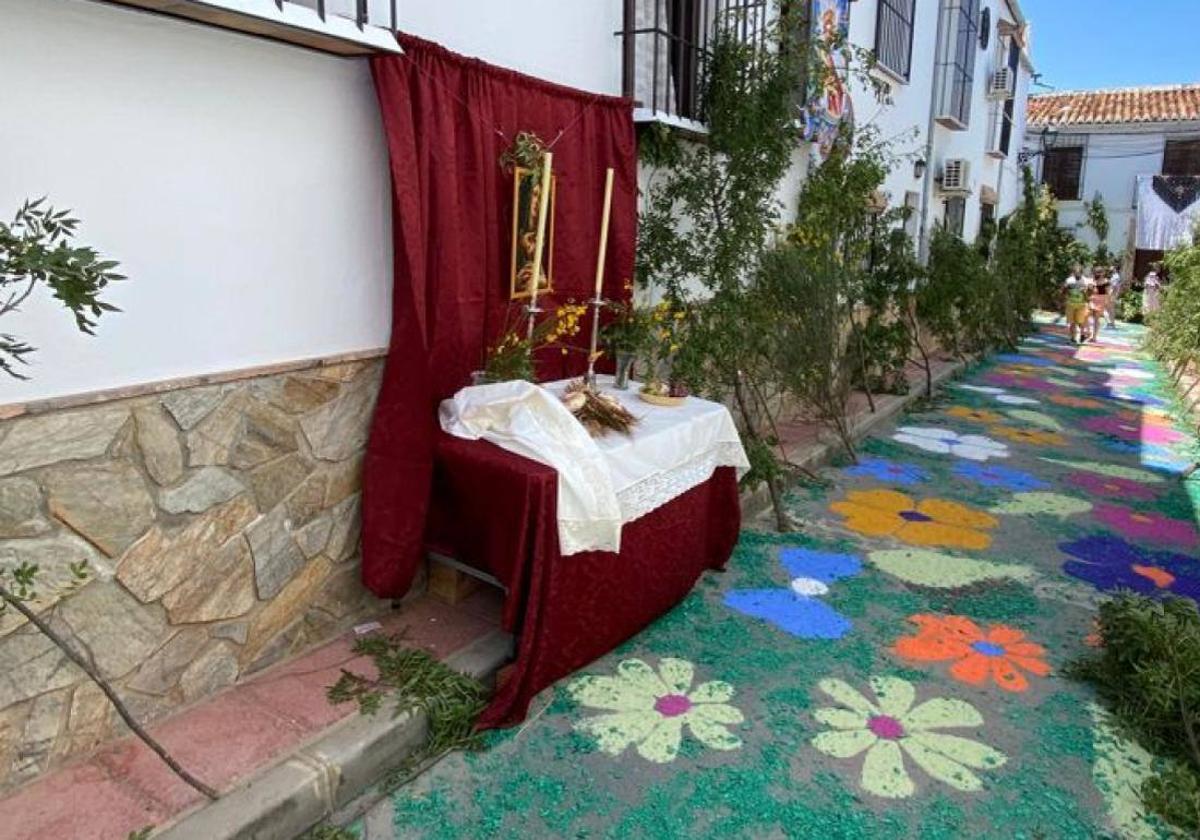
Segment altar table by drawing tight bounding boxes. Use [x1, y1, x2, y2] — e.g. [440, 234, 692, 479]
[426, 386, 744, 727]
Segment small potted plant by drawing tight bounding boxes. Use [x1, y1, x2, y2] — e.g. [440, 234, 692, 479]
[638, 300, 690, 406]
[600, 283, 653, 389]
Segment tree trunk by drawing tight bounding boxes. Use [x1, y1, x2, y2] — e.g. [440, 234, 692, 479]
[0, 585, 219, 800]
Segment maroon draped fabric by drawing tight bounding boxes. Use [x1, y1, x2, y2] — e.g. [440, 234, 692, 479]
[362, 36, 637, 597]
[426, 434, 740, 726]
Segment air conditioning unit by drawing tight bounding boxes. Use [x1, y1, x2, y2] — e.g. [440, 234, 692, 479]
[988, 68, 1015, 100]
[940, 159, 971, 193]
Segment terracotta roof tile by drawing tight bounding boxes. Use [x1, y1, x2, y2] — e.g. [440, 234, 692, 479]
[1027, 84, 1200, 127]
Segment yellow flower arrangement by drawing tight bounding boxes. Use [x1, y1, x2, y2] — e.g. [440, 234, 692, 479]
[482, 301, 587, 383]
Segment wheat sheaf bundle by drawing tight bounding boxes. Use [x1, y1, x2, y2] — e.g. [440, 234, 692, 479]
[562, 380, 639, 437]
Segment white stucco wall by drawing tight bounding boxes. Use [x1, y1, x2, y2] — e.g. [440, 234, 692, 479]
[0, 0, 394, 405]
[400, 1, 624, 95]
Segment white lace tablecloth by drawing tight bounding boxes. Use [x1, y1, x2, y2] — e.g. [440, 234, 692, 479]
[439, 377, 749, 555]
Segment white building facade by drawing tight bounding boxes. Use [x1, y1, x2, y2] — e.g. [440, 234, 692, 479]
[0, 0, 1034, 794]
[1024, 84, 1200, 277]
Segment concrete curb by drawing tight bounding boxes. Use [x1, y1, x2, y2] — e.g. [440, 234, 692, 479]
[156, 630, 513, 840]
[740, 357, 971, 522]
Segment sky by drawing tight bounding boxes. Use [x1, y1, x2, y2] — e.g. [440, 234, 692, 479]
[1020, 0, 1200, 92]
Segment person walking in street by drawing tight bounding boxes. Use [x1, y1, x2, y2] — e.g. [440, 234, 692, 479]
[1143, 265, 1162, 319]
[1063, 265, 1090, 343]
[1105, 265, 1122, 328]
[1089, 268, 1110, 343]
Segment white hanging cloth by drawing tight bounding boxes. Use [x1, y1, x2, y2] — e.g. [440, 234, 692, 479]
[1136, 175, 1200, 250]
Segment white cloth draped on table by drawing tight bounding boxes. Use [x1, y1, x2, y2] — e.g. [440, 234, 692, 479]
[440, 378, 750, 556]
[1136, 175, 1200, 250]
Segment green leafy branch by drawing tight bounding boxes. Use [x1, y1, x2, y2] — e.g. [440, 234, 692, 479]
[0, 197, 123, 378]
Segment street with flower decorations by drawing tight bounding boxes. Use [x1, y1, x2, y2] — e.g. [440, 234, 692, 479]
[355, 323, 1200, 839]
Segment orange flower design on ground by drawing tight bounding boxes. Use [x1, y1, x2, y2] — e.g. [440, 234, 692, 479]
[946, 406, 1005, 425]
[830, 489, 998, 551]
[1049, 394, 1105, 410]
[988, 425, 1066, 447]
[893, 614, 1051, 693]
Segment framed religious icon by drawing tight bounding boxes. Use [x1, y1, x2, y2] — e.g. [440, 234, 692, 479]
[509, 166, 556, 300]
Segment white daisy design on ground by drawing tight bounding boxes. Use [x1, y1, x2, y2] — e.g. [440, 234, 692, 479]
[892, 426, 1010, 461]
[568, 658, 744, 763]
[952, 384, 1039, 406]
[811, 675, 1007, 799]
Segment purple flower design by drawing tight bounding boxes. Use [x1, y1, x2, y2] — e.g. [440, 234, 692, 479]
[1059, 535, 1200, 605]
[952, 461, 1050, 492]
[843, 457, 929, 486]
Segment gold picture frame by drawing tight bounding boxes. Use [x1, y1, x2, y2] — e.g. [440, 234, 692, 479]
[509, 166, 556, 300]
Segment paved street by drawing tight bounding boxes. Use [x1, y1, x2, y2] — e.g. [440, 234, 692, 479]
[352, 323, 1199, 839]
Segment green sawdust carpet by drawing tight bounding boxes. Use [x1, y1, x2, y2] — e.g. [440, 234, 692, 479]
[371, 324, 1200, 839]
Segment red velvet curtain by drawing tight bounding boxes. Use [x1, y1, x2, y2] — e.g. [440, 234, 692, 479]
[362, 36, 638, 597]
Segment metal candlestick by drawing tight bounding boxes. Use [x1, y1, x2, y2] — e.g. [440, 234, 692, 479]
[584, 294, 605, 389]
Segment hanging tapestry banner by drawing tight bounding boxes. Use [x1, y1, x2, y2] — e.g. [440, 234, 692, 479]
[800, 0, 853, 160]
[1136, 175, 1200, 251]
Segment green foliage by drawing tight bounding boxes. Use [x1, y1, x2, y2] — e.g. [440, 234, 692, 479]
[920, 227, 991, 358]
[1068, 594, 1200, 834]
[1147, 233, 1200, 366]
[0, 198, 124, 378]
[1082, 194, 1112, 266]
[855, 226, 925, 396]
[327, 633, 487, 757]
[636, 21, 802, 512]
[303, 826, 358, 840]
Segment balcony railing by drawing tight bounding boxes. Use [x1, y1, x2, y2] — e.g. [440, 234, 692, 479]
[97, 0, 400, 55]
[618, 0, 769, 129]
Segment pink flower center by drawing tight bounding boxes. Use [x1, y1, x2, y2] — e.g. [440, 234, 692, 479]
[654, 694, 693, 717]
[867, 715, 905, 740]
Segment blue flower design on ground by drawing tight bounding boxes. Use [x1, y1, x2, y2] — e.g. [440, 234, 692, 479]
[724, 548, 861, 640]
[1098, 440, 1194, 474]
[843, 456, 929, 486]
[994, 353, 1055, 367]
[952, 462, 1050, 492]
[1059, 535, 1200, 605]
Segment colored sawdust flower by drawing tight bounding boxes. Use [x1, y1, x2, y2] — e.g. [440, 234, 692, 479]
[1040, 457, 1165, 485]
[892, 614, 1051, 693]
[952, 462, 1049, 492]
[831, 489, 997, 551]
[1064, 472, 1157, 502]
[724, 548, 859, 640]
[1049, 394, 1106, 410]
[981, 372, 1055, 393]
[811, 675, 1006, 799]
[988, 491, 1092, 519]
[988, 425, 1067, 448]
[1082, 415, 1186, 446]
[868, 548, 1033, 588]
[1003, 409, 1063, 432]
[1059, 535, 1200, 605]
[946, 406, 1005, 425]
[994, 353, 1055, 368]
[953, 383, 1039, 406]
[1092, 504, 1199, 550]
[569, 658, 744, 763]
[892, 427, 1010, 462]
[842, 456, 929, 486]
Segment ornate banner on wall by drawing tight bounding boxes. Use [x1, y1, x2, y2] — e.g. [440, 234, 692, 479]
[801, 0, 853, 160]
[1136, 175, 1200, 251]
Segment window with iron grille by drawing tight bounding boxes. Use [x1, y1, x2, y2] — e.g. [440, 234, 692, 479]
[943, 196, 967, 237]
[619, 0, 770, 125]
[935, 0, 979, 129]
[874, 0, 916, 81]
[1041, 146, 1085, 201]
[1163, 139, 1200, 176]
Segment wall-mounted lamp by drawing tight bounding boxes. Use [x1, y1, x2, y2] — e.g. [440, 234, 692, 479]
[914, 158, 927, 180]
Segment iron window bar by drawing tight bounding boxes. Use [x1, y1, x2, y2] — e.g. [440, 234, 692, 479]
[875, 0, 915, 82]
[618, 0, 769, 126]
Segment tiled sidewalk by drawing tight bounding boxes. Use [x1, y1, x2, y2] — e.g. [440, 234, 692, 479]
[0, 590, 503, 840]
